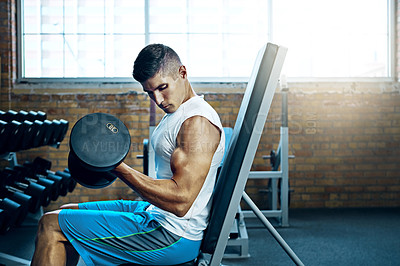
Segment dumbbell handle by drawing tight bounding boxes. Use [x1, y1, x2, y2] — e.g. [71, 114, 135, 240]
[45, 170, 70, 196]
[25, 176, 58, 203]
[6, 184, 40, 213]
[6, 184, 25, 194]
[5, 185, 24, 193]
[10, 181, 48, 212]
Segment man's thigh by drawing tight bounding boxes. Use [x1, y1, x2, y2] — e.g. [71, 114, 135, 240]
[78, 199, 150, 213]
[58, 204, 199, 265]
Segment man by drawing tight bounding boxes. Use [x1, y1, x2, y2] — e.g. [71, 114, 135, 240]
[31, 44, 225, 265]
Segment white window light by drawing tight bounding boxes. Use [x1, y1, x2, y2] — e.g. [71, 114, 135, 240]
[18, 0, 393, 82]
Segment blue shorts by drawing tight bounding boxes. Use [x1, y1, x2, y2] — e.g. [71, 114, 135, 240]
[58, 200, 201, 266]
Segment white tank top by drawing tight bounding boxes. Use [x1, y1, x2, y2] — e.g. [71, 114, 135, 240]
[147, 95, 225, 240]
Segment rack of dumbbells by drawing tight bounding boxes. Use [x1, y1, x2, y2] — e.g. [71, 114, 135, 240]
[0, 110, 76, 235]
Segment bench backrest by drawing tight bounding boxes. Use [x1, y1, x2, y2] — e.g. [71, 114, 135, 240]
[200, 43, 287, 265]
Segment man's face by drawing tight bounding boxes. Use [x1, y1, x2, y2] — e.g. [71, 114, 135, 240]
[141, 66, 188, 114]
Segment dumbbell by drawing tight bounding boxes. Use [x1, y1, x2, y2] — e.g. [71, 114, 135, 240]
[27, 110, 47, 122]
[63, 168, 77, 193]
[21, 119, 53, 148]
[48, 120, 61, 145]
[0, 209, 6, 233]
[12, 164, 60, 202]
[40, 120, 55, 146]
[0, 172, 32, 226]
[19, 120, 35, 151]
[24, 157, 76, 196]
[0, 188, 32, 227]
[0, 110, 18, 123]
[1, 120, 23, 152]
[15, 110, 30, 122]
[0, 198, 22, 234]
[57, 119, 69, 143]
[37, 119, 69, 147]
[26, 157, 69, 197]
[0, 117, 67, 151]
[31, 120, 46, 148]
[2, 169, 50, 212]
[0, 120, 8, 153]
[17, 110, 47, 123]
[1, 120, 35, 152]
[0, 110, 46, 123]
[68, 113, 131, 189]
[51, 170, 75, 196]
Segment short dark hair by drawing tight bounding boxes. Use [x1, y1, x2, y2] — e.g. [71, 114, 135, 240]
[132, 44, 182, 83]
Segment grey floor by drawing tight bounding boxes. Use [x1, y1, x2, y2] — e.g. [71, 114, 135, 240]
[0, 208, 399, 266]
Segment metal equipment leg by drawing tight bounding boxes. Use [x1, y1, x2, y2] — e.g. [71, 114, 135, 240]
[242, 192, 304, 266]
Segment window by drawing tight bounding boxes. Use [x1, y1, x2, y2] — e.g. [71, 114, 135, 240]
[18, 0, 393, 81]
[273, 0, 392, 79]
[21, 0, 146, 79]
[19, 0, 270, 80]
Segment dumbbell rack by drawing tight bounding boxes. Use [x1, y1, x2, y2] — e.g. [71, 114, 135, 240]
[0, 151, 45, 217]
[0, 152, 41, 265]
[0, 110, 72, 233]
[0, 155, 76, 264]
[0, 110, 69, 154]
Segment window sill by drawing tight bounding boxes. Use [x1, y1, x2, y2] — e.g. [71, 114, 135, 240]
[12, 78, 399, 95]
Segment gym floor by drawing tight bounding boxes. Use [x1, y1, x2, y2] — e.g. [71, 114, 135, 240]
[0, 208, 399, 266]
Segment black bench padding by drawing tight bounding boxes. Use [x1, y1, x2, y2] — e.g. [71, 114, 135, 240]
[201, 43, 282, 254]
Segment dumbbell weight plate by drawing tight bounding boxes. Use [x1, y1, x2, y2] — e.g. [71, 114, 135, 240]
[13, 181, 48, 213]
[0, 209, 5, 233]
[63, 168, 77, 192]
[0, 198, 21, 233]
[68, 113, 131, 189]
[0, 120, 8, 153]
[1, 110, 17, 123]
[8, 191, 32, 226]
[41, 120, 54, 146]
[5, 121, 22, 152]
[54, 170, 73, 196]
[28, 175, 58, 203]
[48, 119, 61, 145]
[43, 173, 63, 201]
[31, 120, 45, 148]
[20, 120, 34, 150]
[57, 119, 69, 143]
[68, 151, 119, 189]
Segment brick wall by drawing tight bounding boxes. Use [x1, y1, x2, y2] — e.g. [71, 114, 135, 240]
[1, 0, 400, 210]
[6, 93, 151, 208]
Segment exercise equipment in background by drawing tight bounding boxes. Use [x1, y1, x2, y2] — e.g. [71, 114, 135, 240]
[0, 156, 76, 235]
[0, 109, 69, 154]
[0, 110, 74, 236]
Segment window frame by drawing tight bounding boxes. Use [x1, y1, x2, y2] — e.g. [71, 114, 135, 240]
[16, 0, 396, 85]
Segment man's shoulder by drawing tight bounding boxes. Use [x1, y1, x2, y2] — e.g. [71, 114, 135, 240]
[186, 96, 218, 115]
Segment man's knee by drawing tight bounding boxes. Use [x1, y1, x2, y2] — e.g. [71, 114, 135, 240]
[60, 203, 79, 210]
[37, 210, 63, 239]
